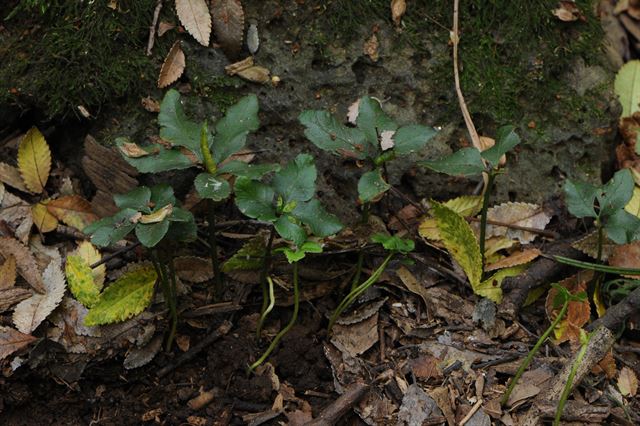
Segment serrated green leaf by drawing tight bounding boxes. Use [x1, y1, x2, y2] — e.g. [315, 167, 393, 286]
[194, 173, 231, 201]
[158, 90, 202, 158]
[563, 179, 599, 218]
[358, 169, 391, 203]
[135, 219, 170, 247]
[298, 110, 367, 158]
[84, 208, 138, 247]
[476, 265, 527, 303]
[432, 202, 482, 290]
[605, 209, 640, 244]
[150, 183, 177, 208]
[211, 95, 260, 163]
[599, 169, 634, 217]
[480, 125, 520, 167]
[615, 60, 640, 117]
[114, 186, 151, 213]
[275, 214, 307, 246]
[116, 138, 194, 173]
[356, 97, 397, 148]
[420, 147, 485, 177]
[371, 233, 415, 253]
[234, 177, 277, 221]
[217, 160, 280, 179]
[272, 153, 317, 203]
[84, 265, 157, 326]
[392, 125, 437, 156]
[281, 241, 323, 263]
[65, 255, 101, 308]
[292, 199, 343, 237]
[222, 236, 266, 272]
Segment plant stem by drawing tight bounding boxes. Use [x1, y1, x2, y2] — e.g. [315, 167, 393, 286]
[207, 200, 223, 301]
[501, 297, 569, 406]
[249, 261, 300, 372]
[166, 254, 179, 350]
[257, 228, 275, 337]
[552, 255, 640, 275]
[596, 220, 603, 263]
[351, 203, 371, 292]
[150, 249, 177, 351]
[554, 332, 590, 426]
[479, 170, 496, 272]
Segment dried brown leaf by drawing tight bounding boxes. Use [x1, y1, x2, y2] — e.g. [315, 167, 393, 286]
[0, 190, 33, 244]
[158, 41, 186, 89]
[409, 355, 443, 380]
[174, 256, 213, 283]
[158, 21, 175, 37]
[124, 334, 163, 369]
[141, 96, 161, 113]
[0, 288, 31, 313]
[486, 202, 551, 244]
[0, 237, 44, 293]
[236, 65, 270, 84]
[485, 248, 541, 272]
[0, 162, 28, 192]
[47, 195, 98, 231]
[592, 351, 617, 379]
[609, 241, 640, 278]
[175, 0, 211, 46]
[0, 255, 17, 289]
[211, 0, 245, 58]
[330, 312, 378, 357]
[225, 56, 253, 75]
[545, 270, 592, 345]
[572, 231, 616, 261]
[0, 326, 36, 360]
[119, 142, 155, 158]
[363, 33, 379, 62]
[618, 366, 638, 396]
[391, 0, 406, 26]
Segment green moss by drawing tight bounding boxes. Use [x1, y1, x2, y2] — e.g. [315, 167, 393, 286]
[0, 0, 162, 119]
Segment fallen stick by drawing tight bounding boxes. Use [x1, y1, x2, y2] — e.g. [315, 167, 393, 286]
[588, 285, 640, 332]
[306, 382, 370, 426]
[146, 0, 163, 56]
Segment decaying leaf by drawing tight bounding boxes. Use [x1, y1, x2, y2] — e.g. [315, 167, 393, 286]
[141, 96, 161, 113]
[158, 41, 186, 89]
[247, 22, 259, 54]
[409, 355, 443, 380]
[609, 241, 640, 278]
[17, 127, 51, 194]
[618, 366, 638, 397]
[571, 231, 616, 261]
[0, 255, 17, 289]
[175, 0, 211, 46]
[237, 65, 271, 84]
[485, 202, 551, 244]
[0, 162, 29, 192]
[380, 130, 395, 151]
[46, 195, 98, 230]
[419, 196, 483, 242]
[119, 142, 155, 158]
[391, 0, 406, 26]
[0, 189, 32, 244]
[363, 33, 379, 62]
[476, 265, 526, 303]
[0, 326, 36, 360]
[485, 248, 541, 272]
[174, 256, 213, 283]
[593, 351, 617, 379]
[66, 255, 101, 308]
[74, 241, 105, 288]
[139, 204, 173, 224]
[545, 270, 592, 345]
[552, 1, 583, 21]
[124, 334, 163, 369]
[225, 56, 254, 75]
[396, 266, 432, 310]
[32, 201, 58, 233]
[0, 237, 45, 293]
[330, 312, 379, 357]
[12, 259, 66, 334]
[158, 21, 175, 37]
[211, 0, 245, 58]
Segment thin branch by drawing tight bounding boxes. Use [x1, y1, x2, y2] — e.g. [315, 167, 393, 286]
[146, 0, 163, 56]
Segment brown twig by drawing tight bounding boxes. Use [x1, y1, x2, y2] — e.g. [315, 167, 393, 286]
[466, 217, 559, 239]
[146, 0, 163, 56]
[90, 241, 141, 269]
[306, 382, 370, 426]
[587, 285, 640, 332]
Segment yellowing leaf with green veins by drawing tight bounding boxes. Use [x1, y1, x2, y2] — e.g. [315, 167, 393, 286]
[17, 127, 51, 194]
[419, 196, 483, 241]
[46, 195, 98, 230]
[65, 256, 101, 308]
[74, 241, 105, 288]
[32, 201, 58, 233]
[432, 202, 482, 290]
[139, 204, 172, 224]
[84, 265, 157, 326]
[476, 265, 527, 303]
[484, 236, 515, 257]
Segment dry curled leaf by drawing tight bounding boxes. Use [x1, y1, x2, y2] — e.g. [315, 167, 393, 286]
[391, 0, 406, 26]
[17, 127, 51, 194]
[158, 41, 185, 89]
[175, 0, 211, 46]
[158, 21, 175, 37]
[485, 202, 551, 244]
[608, 241, 640, 278]
[545, 270, 592, 345]
[211, 0, 245, 58]
[0, 237, 45, 293]
[174, 256, 213, 283]
[47, 195, 98, 231]
[363, 33, 379, 62]
[0, 326, 36, 361]
[237, 65, 271, 84]
[141, 96, 160, 113]
[12, 259, 66, 334]
[0, 189, 32, 244]
[119, 142, 155, 158]
[0, 162, 28, 192]
[485, 248, 541, 272]
[618, 366, 638, 397]
[225, 56, 253, 75]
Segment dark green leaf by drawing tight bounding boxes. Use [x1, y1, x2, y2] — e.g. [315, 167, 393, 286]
[166, 218, 197, 243]
[272, 153, 317, 203]
[371, 233, 415, 253]
[117, 138, 194, 173]
[150, 183, 176, 208]
[420, 147, 485, 177]
[275, 214, 307, 246]
[564, 179, 599, 218]
[282, 247, 307, 263]
[194, 173, 231, 201]
[217, 160, 280, 179]
[234, 176, 277, 221]
[480, 125, 520, 167]
[392, 125, 436, 156]
[598, 169, 634, 217]
[211, 94, 260, 163]
[356, 97, 397, 148]
[168, 207, 194, 222]
[114, 187, 151, 213]
[158, 89, 203, 158]
[298, 110, 367, 158]
[358, 169, 391, 203]
[292, 199, 343, 237]
[604, 209, 640, 244]
[85, 208, 138, 247]
[222, 236, 266, 272]
[135, 219, 170, 247]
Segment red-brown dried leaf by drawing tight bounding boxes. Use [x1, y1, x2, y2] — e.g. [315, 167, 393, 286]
[0, 326, 36, 360]
[545, 270, 592, 345]
[609, 241, 640, 278]
[210, 0, 245, 59]
[158, 41, 186, 89]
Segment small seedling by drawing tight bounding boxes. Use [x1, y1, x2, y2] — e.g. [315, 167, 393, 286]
[500, 284, 587, 407]
[328, 233, 414, 331]
[84, 184, 196, 348]
[421, 125, 520, 269]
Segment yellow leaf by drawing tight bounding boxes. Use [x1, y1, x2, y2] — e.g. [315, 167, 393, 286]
[485, 248, 541, 271]
[139, 204, 173, 224]
[74, 241, 105, 288]
[477, 265, 527, 303]
[46, 195, 98, 230]
[418, 217, 440, 240]
[17, 127, 51, 194]
[31, 201, 58, 233]
[593, 281, 607, 318]
[484, 236, 515, 257]
[65, 255, 101, 308]
[419, 196, 483, 242]
[625, 186, 640, 217]
[0, 255, 17, 289]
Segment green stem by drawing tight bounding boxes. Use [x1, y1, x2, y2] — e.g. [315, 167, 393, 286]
[150, 249, 177, 351]
[552, 255, 640, 275]
[553, 332, 590, 426]
[207, 200, 223, 301]
[501, 297, 569, 406]
[257, 276, 276, 330]
[351, 203, 371, 292]
[479, 170, 496, 273]
[257, 228, 275, 337]
[165, 255, 179, 350]
[329, 253, 394, 332]
[596, 220, 603, 263]
[249, 261, 300, 372]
